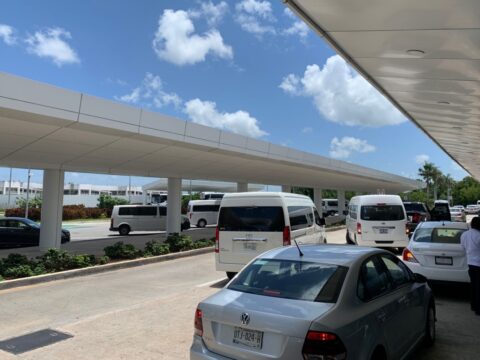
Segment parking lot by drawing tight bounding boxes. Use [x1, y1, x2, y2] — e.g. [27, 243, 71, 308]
[0, 228, 479, 359]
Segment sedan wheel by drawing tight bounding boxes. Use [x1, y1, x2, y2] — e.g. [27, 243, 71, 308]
[425, 303, 436, 346]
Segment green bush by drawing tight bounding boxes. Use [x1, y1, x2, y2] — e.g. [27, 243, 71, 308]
[97, 256, 110, 265]
[104, 242, 141, 260]
[97, 194, 129, 210]
[0, 253, 32, 275]
[165, 233, 194, 252]
[37, 249, 96, 272]
[0, 274, 3, 282]
[192, 238, 215, 249]
[4, 265, 35, 278]
[144, 240, 170, 257]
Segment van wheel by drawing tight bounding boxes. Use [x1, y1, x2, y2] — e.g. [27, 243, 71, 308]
[118, 225, 130, 236]
[226, 272, 237, 280]
[346, 231, 354, 244]
[197, 219, 207, 228]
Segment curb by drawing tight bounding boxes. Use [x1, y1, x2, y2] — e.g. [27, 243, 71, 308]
[0, 246, 214, 291]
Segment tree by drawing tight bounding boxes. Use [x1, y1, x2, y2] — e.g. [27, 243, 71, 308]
[97, 194, 129, 210]
[16, 196, 42, 209]
[418, 162, 441, 204]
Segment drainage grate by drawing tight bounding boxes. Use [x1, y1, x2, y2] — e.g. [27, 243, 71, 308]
[0, 329, 73, 355]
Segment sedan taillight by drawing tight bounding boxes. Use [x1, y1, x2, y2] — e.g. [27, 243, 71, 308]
[194, 308, 203, 337]
[402, 248, 418, 263]
[302, 330, 346, 360]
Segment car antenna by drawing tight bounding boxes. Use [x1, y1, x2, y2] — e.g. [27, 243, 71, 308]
[293, 238, 304, 257]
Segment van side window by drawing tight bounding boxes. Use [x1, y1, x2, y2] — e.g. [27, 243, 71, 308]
[288, 206, 313, 231]
[192, 205, 220, 212]
[159, 207, 167, 216]
[118, 207, 157, 216]
[349, 205, 358, 219]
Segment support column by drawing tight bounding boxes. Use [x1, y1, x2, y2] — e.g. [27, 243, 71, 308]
[337, 190, 346, 215]
[314, 188, 323, 217]
[237, 182, 248, 192]
[39, 169, 65, 250]
[281, 185, 291, 193]
[167, 178, 182, 234]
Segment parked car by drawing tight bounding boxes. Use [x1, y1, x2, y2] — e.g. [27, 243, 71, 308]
[465, 204, 480, 214]
[404, 202, 431, 235]
[346, 195, 409, 250]
[450, 208, 466, 222]
[110, 205, 190, 235]
[191, 245, 435, 360]
[402, 221, 469, 283]
[429, 202, 451, 222]
[0, 217, 70, 249]
[216, 192, 326, 279]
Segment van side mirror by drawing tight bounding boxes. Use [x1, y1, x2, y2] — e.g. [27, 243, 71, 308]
[319, 217, 326, 226]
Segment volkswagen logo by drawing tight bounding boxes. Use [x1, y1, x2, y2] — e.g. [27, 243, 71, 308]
[240, 313, 250, 326]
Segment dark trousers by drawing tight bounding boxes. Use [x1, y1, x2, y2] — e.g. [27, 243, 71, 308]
[468, 265, 480, 313]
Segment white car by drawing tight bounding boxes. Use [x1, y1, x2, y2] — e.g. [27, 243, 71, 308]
[450, 208, 466, 222]
[402, 221, 469, 283]
[465, 204, 480, 214]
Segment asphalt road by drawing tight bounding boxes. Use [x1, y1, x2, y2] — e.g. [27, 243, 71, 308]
[0, 228, 478, 359]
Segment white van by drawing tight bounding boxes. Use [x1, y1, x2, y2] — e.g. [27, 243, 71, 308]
[215, 192, 326, 278]
[346, 195, 408, 249]
[110, 205, 189, 235]
[187, 199, 221, 228]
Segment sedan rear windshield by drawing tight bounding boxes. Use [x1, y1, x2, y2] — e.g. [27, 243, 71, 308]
[228, 259, 348, 303]
[218, 206, 285, 232]
[403, 203, 426, 213]
[360, 205, 405, 221]
[414, 227, 466, 244]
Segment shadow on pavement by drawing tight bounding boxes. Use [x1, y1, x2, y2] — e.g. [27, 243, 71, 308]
[210, 279, 229, 289]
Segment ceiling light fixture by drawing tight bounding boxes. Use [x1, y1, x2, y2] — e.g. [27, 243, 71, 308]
[406, 49, 425, 56]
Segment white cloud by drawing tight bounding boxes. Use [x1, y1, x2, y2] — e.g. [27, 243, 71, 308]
[329, 136, 376, 159]
[279, 55, 406, 127]
[415, 154, 430, 164]
[25, 28, 80, 66]
[152, 9, 233, 66]
[0, 24, 16, 45]
[190, 1, 229, 27]
[116, 73, 182, 109]
[301, 126, 313, 134]
[283, 8, 309, 39]
[184, 98, 268, 138]
[235, 0, 276, 36]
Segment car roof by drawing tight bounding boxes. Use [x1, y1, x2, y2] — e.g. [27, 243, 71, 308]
[0, 217, 27, 221]
[417, 221, 468, 229]
[258, 244, 384, 267]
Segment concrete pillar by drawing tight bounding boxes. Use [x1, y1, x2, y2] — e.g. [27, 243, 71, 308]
[337, 190, 346, 215]
[237, 182, 248, 192]
[314, 188, 323, 217]
[281, 185, 292, 193]
[167, 177, 182, 234]
[39, 169, 65, 250]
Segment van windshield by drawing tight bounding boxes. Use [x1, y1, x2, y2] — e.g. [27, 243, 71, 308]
[218, 206, 285, 232]
[360, 205, 405, 221]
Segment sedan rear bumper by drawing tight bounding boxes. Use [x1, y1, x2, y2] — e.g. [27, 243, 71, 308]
[190, 336, 230, 360]
[405, 262, 469, 283]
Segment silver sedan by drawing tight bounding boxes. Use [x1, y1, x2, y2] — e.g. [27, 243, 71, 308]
[190, 245, 435, 360]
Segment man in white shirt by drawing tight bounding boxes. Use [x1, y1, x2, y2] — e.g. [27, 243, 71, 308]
[461, 216, 480, 316]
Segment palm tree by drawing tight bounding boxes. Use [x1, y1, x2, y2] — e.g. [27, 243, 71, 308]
[418, 162, 440, 203]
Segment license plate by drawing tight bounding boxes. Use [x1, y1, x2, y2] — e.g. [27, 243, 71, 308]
[379, 228, 388, 234]
[233, 327, 263, 349]
[243, 242, 257, 251]
[435, 256, 453, 265]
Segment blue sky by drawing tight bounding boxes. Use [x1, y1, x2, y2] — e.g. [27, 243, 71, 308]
[0, 0, 468, 187]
